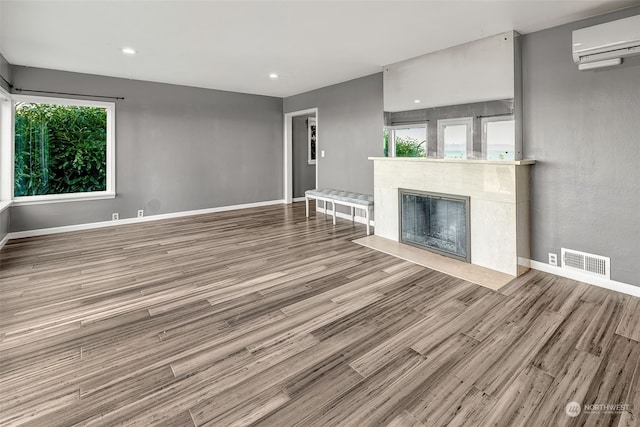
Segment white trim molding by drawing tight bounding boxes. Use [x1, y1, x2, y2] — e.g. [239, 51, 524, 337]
[0, 200, 12, 214]
[284, 107, 318, 204]
[530, 260, 640, 298]
[0, 87, 13, 204]
[11, 95, 116, 204]
[6, 199, 284, 240]
[12, 192, 116, 206]
[437, 116, 474, 159]
[385, 123, 428, 158]
[0, 234, 9, 250]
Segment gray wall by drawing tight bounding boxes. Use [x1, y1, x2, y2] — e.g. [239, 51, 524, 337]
[0, 209, 8, 244]
[284, 73, 384, 195]
[9, 66, 283, 232]
[0, 54, 11, 92]
[522, 6, 640, 286]
[292, 115, 316, 198]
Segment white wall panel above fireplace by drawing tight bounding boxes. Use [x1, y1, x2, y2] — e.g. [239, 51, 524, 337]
[383, 31, 517, 112]
[370, 157, 534, 276]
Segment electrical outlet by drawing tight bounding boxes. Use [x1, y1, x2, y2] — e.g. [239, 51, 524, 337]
[137, 210, 144, 218]
[549, 252, 558, 266]
[112, 213, 119, 221]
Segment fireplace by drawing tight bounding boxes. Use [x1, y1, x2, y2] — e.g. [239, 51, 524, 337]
[400, 189, 470, 262]
[372, 158, 534, 276]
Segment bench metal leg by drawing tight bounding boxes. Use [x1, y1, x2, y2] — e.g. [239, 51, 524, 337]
[332, 201, 337, 225]
[306, 194, 373, 235]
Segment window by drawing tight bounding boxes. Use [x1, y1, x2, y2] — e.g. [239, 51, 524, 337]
[482, 115, 515, 161]
[437, 117, 473, 159]
[384, 124, 428, 158]
[0, 87, 12, 210]
[12, 95, 115, 204]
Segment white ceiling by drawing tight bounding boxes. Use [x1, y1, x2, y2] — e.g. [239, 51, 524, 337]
[1, 0, 637, 98]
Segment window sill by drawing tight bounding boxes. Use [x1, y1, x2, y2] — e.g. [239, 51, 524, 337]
[12, 192, 116, 206]
[0, 200, 12, 214]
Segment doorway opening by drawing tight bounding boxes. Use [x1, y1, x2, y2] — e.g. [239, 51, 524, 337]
[283, 108, 318, 203]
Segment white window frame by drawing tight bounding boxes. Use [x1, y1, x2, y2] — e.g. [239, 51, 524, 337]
[481, 114, 515, 160]
[437, 117, 473, 159]
[11, 95, 116, 205]
[0, 86, 13, 213]
[386, 123, 428, 158]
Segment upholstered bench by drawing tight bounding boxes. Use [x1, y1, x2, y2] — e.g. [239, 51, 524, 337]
[305, 189, 374, 235]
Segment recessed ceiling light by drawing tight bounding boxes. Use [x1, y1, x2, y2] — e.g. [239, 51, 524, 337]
[269, 73, 279, 79]
[121, 47, 137, 55]
[414, 99, 421, 104]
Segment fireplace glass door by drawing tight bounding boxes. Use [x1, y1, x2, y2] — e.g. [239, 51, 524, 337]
[400, 190, 470, 262]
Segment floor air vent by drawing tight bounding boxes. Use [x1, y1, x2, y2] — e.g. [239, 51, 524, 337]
[561, 248, 610, 279]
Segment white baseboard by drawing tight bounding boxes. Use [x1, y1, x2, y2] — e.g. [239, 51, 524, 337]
[0, 200, 12, 214]
[314, 206, 375, 227]
[6, 199, 285, 240]
[530, 260, 640, 298]
[0, 234, 9, 250]
[292, 197, 306, 202]
[5, 203, 638, 298]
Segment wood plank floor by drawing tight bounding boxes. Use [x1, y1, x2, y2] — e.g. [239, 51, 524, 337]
[1, 202, 638, 426]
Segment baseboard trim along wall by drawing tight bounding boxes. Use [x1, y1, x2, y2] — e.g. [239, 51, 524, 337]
[0, 234, 9, 251]
[6, 199, 285, 240]
[530, 260, 640, 298]
[4, 202, 637, 298]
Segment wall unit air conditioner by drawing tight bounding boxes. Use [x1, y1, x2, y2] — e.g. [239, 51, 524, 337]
[572, 14, 640, 70]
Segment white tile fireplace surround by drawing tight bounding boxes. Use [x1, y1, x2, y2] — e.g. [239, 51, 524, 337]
[370, 157, 535, 277]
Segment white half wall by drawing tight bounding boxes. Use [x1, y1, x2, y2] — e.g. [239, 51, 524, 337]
[383, 31, 516, 112]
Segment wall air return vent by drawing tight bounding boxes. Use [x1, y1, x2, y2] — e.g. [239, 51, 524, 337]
[561, 248, 610, 279]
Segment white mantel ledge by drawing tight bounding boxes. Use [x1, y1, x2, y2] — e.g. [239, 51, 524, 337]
[369, 157, 536, 166]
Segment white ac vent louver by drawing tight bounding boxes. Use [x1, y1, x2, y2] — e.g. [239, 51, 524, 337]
[561, 248, 610, 279]
[572, 14, 640, 70]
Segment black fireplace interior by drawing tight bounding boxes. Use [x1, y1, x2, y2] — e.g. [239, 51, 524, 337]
[400, 190, 470, 262]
